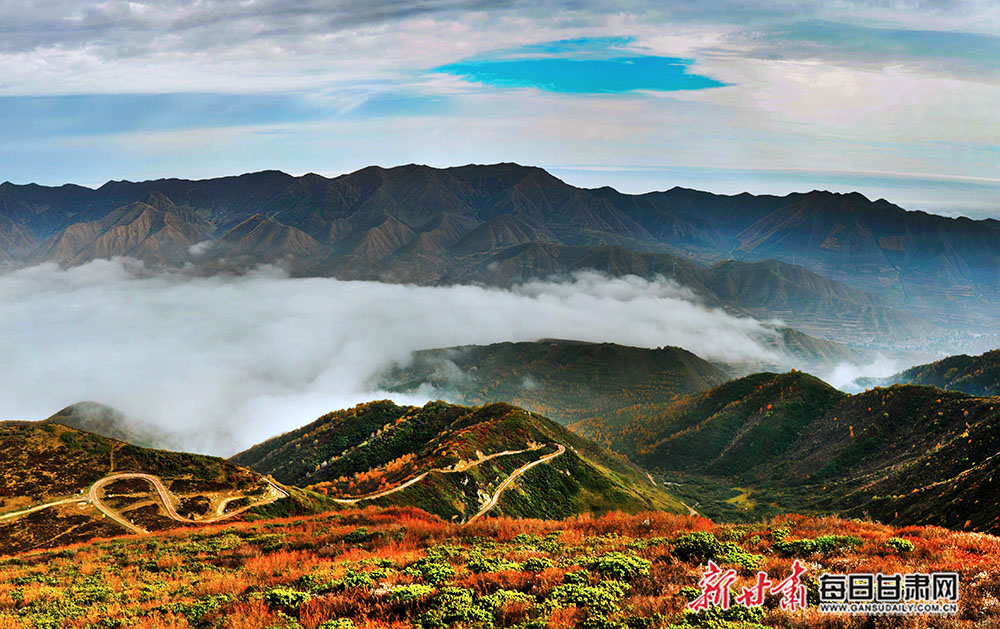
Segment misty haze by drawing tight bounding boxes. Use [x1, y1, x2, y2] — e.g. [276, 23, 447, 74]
[2, 259, 799, 454]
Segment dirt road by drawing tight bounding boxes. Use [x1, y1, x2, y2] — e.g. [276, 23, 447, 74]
[465, 444, 566, 524]
[87, 473, 288, 534]
[329, 444, 546, 505]
[0, 498, 85, 522]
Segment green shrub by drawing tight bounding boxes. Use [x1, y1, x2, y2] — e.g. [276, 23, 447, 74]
[581, 615, 626, 629]
[885, 537, 915, 553]
[467, 554, 522, 573]
[344, 527, 374, 543]
[411, 559, 455, 585]
[318, 620, 355, 629]
[265, 587, 311, 611]
[550, 580, 630, 615]
[417, 587, 492, 628]
[565, 569, 591, 585]
[672, 532, 762, 571]
[522, 556, 553, 572]
[773, 535, 861, 557]
[481, 589, 533, 612]
[338, 570, 373, 590]
[669, 601, 768, 628]
[583, 552, 651, 582]
[390, 584, 435, 604]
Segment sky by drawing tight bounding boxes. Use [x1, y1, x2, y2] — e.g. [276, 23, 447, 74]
[1, 0, 999, 217]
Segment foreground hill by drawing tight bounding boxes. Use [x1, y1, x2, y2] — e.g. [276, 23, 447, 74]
[866, 349, 1000, 397]
[0, 506, 994, 628]
[0, 421, 286, 554]
[627, 372, 1000, 533]
[231, 400, 686, 523]
[381, 340, 729, 431]
[3, 163, 992, 337]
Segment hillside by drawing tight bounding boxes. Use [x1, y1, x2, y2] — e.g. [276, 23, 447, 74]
[631, 372, 1000, 534]
[0, 421, 288, 555]
[0, 506, 993, 628]
[231, 399, 686, 523]
[868, 349, 1000, 396]
[42, 401, 180, 450]
[381, 340, 729, 432]
[2, 163, 994, 340]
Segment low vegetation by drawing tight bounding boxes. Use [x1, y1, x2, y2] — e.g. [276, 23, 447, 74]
[1, 507, 998, 628]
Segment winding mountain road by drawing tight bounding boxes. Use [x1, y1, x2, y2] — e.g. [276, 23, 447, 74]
[327, 442, 566, 525]
[466, 444, 565, 524]
[329, 444, 547, 505]
[86, 473, 289, 534]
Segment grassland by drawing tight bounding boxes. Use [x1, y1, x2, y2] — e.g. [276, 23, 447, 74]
[1, 506, 998, 628]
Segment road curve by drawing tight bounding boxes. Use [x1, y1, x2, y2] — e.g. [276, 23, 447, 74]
[329, 444, 545, 504]
[89, 473, 289, 534]
[465, 444, 566, 525]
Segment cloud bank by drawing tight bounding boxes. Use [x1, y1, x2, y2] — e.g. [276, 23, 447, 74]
[1, 260, 783, 456]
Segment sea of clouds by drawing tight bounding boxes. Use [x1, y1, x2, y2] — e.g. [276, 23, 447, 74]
[0, 259, 795, 455]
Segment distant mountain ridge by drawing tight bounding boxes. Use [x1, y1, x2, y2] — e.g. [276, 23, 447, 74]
[2, 163, 996, 338]
[381, 340, 730, 435]
[861, 349, 1000, 396]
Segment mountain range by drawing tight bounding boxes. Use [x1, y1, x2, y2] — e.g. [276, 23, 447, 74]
[3, 163, 994, 345]
[381, 340, 729, 431]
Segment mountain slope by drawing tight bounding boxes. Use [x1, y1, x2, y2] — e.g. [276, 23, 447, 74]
[634, 372, 1000, 533]
[210, 213, 331, 266]
[380, 340, 730, 435]
[447, 243, 920, 344]
[231, 399, 686, 523]
[0, 420, 283, 554]
[42, 401, 180, 450]
[31, 200, 211, 265]
[871, 349, 1000, 396]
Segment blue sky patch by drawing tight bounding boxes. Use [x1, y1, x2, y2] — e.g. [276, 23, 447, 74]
[435, 55, 726, 94]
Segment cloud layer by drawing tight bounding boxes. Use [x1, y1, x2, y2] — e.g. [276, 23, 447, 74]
[1, 260, 782, 456]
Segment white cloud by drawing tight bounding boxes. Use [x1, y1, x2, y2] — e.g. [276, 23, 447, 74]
[0, 260, 783, 456]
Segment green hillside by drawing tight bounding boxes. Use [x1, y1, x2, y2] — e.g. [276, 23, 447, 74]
[632, 372, 1000, 533]
[231, 399, 687, 523]
[875, 349, 1000, 396]
[381, 339, 729, 440]
[43, 401, 179, 451]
